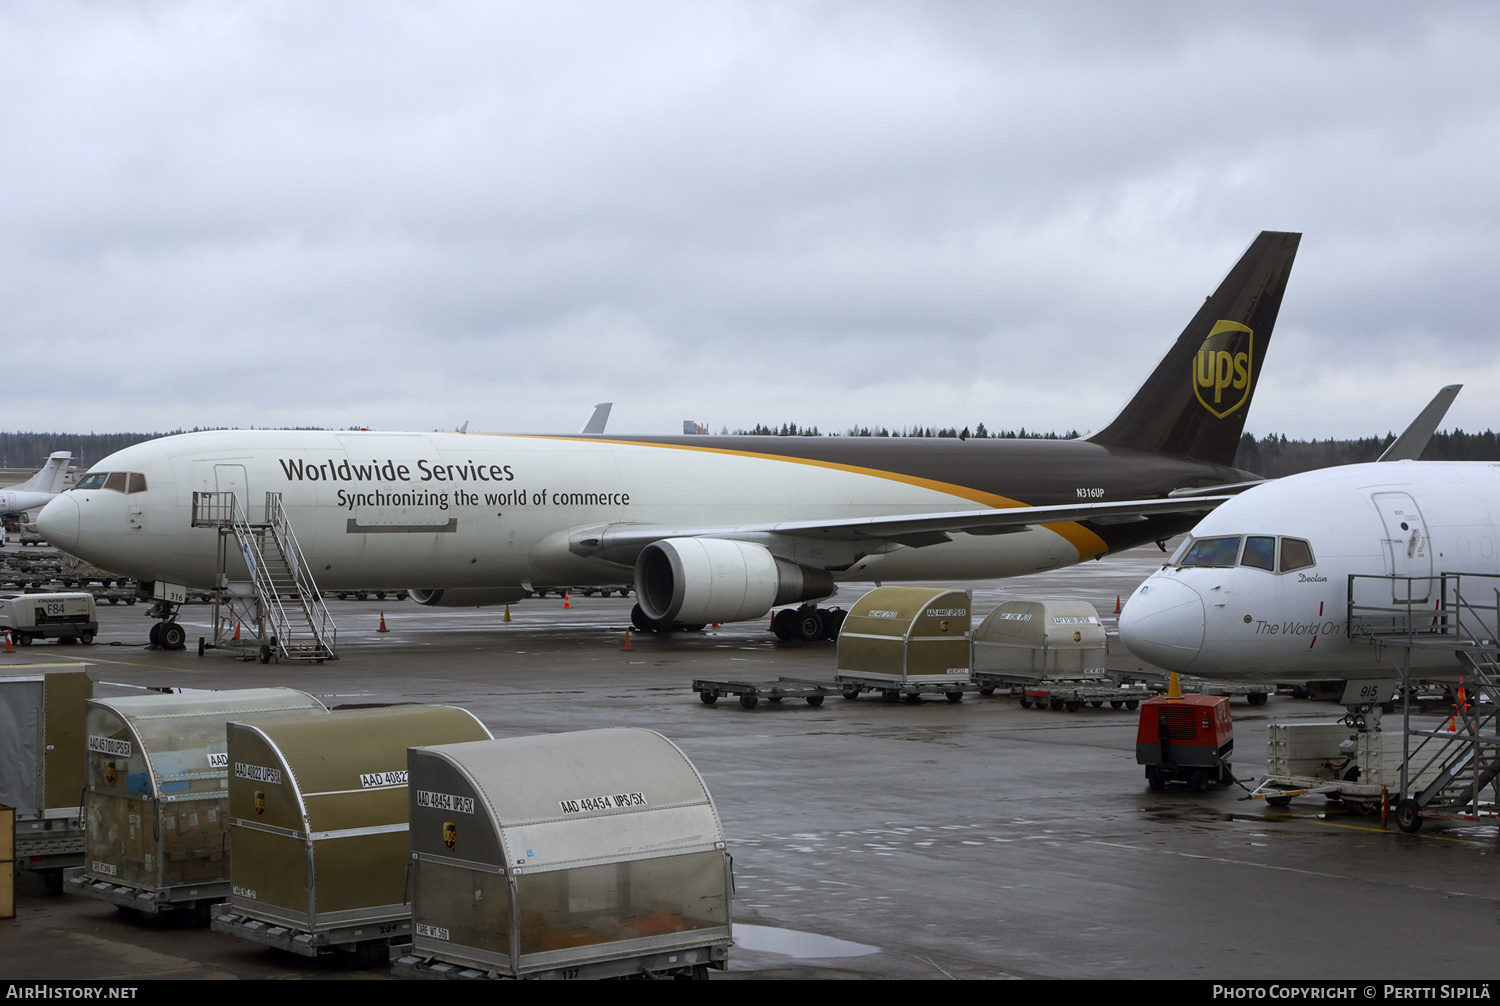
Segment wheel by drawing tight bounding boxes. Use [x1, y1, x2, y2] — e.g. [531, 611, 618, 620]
[805, 695, 825, 707]
[259, 646, 272, 664]
[126, 597, 136, 605]
[336, 592, 348, 600]
[1147, 767, 1166, 791]
[148, 622, 161, 646]
[739, 694, 758, 710]
[700, 691, 718, 705]
[1188, 768, 1209, 793]
[15, 632, 31, 646]
[793, 609, 825, 642]
[822, 608, 847, 639]
[1396, 799, 1423, 833]
[375, 591, 386, 600]
[108, 597, 118, 605]
[1110, 700, 1123, 709]
[1265, 794, 1292, 808]
[903, 692, 922, 704]
[772, 608, 797, 641]
[841, 684, 861, 700]
[1031, 700, 1047, 711]
[1049, 698, 1064, 710]
[1090, 700, 1103, 708]
[946, 691, 963, 703]
[159, 622, 186, 650]
[80, 631, 94, 645]
[979, 685, 995, 696]
[1065, 700, 1083, 712]
[767, 696, 783, 703]
[631, 604, 659, 633]
[1124, 699, 1139, 711]
[1248, 691, 1268, 706]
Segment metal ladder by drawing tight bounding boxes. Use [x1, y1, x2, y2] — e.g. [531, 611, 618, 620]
[1347, 572, 1500, 824]
[192, 491, 337, 662]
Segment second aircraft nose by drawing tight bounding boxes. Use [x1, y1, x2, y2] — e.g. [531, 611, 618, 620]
[1119, 575, 1206, 672]
[35, 493, 80, 553]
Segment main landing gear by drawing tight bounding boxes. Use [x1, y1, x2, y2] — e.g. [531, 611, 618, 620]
[771, 605, 846, 642]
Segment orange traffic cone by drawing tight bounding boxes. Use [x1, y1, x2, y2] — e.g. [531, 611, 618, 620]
[1114, 595, 1121, 614]
[234, 622, 242, 640]
[503, 605, 511, 622]
[563, 591, 571, 609]
[378, 611, 389, 633]
[622, 629, 632, 651]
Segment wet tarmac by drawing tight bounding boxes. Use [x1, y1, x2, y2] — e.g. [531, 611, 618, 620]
[4, 545, 1498, 980]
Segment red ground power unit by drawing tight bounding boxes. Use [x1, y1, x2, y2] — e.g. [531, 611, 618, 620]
[1136, 694, 1233, 792]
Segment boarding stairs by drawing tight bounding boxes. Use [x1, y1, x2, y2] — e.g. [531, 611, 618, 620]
[192, 491, 337, 662]
[1347, 572, 1500, 825]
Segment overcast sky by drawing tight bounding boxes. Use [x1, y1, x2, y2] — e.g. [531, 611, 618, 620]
[3, 2, 1497, 440]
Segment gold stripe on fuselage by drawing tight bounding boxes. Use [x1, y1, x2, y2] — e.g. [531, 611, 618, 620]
[499, 434, 1112, 560]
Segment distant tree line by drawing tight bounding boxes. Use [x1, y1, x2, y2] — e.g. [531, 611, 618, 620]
[1232, 429, 1500, 477]
[730, 422, 1082, 439]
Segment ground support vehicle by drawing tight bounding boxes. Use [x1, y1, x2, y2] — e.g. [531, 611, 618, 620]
[0, 592, 97, 645]
[972, 670, 1151, 711]
[693, 676, 837, 709]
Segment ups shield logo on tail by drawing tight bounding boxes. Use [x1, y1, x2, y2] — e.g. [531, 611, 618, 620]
[1193, 321, 1254, 419]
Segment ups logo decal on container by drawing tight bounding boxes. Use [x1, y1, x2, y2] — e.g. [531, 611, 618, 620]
[443, 821, 457, 850]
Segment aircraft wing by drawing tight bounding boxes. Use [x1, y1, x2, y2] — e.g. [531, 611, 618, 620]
[570, 495, 1231, 561]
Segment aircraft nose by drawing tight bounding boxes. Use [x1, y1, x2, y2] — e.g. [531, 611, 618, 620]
[36, 494, 80, 553]
[1119, 575, 1205, 671]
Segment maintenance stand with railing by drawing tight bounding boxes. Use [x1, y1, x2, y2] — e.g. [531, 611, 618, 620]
[1246, 571, 1500, 831]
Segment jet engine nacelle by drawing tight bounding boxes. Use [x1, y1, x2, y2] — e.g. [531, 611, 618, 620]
[409, 587, 530, 607]
[634, 537, 835, 625]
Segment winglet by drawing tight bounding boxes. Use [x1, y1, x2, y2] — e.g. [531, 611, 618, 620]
[1377, 385, 1462, 462]
[582, 403, 613, 435]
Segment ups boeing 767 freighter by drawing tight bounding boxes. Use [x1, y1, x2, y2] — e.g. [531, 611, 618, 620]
[37, 232, 1300, 648]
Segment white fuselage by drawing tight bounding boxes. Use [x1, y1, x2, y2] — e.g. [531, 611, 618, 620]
[35, 430, 1093, 595]
[1119, 461, 1500, 682]
[0, 488, 61, 514]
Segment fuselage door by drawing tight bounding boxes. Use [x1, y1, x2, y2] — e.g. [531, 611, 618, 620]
[1371, 491, 1432, 604]
[215, 464, 253, 523]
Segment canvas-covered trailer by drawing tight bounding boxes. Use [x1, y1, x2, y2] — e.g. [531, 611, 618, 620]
[212, 705, 492, 962]
[66, 688, 328, 918]
[394, 727, 733, 980]
[971, 600, 1107, 678]
[0, 663, 91, 891]
[835, 586, 973, 700]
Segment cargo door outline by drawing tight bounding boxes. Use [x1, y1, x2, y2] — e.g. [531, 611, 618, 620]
[1371, 491, 1432, 604]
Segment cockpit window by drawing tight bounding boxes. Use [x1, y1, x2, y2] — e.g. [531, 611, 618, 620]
[1179, 536, 1241, 567]
[1280, 538, 1315, 572]
[1241, 536, 1276, 571]
[70, 472, 147, 493]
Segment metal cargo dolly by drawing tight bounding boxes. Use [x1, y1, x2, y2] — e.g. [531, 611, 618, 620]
[212, 705, 491, 962]
[692, 676, 837, 709]
[0, 663, 92, 893]
[395, 727, 733, 980]
[65, 688, 328, 919]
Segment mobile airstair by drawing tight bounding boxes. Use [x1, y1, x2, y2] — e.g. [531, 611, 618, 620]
[191, 491, 337, 663]
[1340, 572, 1500, 831]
